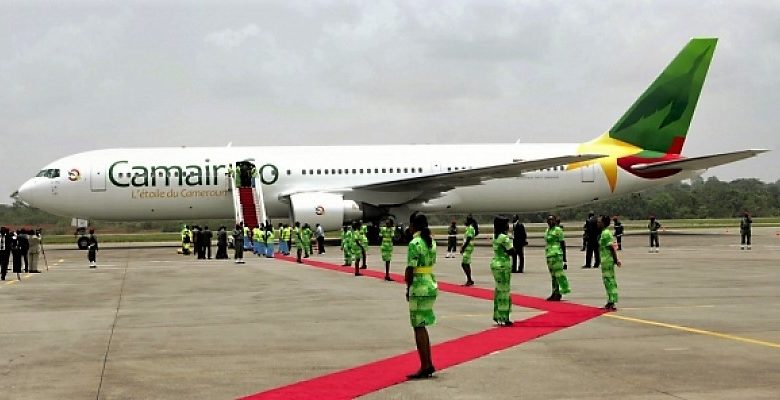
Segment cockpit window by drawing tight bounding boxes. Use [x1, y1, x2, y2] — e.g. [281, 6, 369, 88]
[36, 169, 60, 178]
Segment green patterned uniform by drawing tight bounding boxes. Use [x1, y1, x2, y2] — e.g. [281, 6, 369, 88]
[491, 233, 514, 323]
[545, 226, 571, 295]
[352, 229, 364, 259]
[360, 225, 369, 249]
[294, 227, 304, 250]
[343, 229, 354, 264]
[462, 225, 476, 264]
[599, 229, 618, 304]
[380, 226, 394, 262]
[407, 233, 438, 327]
[302, 227, 313, 254]
[490, 233, 512, 323]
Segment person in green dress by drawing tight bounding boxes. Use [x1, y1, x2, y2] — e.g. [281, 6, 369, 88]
[341, 225, 353, 267]
[302, 223, 313, 258]
[380, 218, 394, 281]
[294, 221, 304, 263]
[359, 222, 369, 268]
[490, 216, 516, 326]
[545, 215, 571, 301]
[458, 216, 476, 286]
[597, 215, 622, 311]
[353, 221, 365, 275]
[405, 212, 437, 379]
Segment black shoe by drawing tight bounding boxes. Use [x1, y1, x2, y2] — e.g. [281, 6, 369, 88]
[464, 280, 475, 287]
[581, 265, 591, 269]
[384, 276, 393, 281]
[504, 320, 514, 326]
[546, 293, 562, 301]
[593, 265, 600, 269]
[360, 266, 367, 269]
[603, 303, 617, 311]
[407, 367, 435, 380]
[304, 255, 309, 258]
[354, 272, 362, 276]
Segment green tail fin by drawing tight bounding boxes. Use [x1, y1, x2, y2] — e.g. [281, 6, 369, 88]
[608, 38, 717, 154]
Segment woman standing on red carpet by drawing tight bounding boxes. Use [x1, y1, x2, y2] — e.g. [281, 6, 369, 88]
[405, 212, 438, 379]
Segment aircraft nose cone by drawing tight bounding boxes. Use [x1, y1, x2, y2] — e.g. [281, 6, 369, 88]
[17, 179, 42, 207]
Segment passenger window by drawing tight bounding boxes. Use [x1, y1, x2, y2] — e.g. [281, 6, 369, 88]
[324, 169, 329, 175]
[317, 169, 321, 175]
[338, 169, 342, 174]
[286, 170, 291, 175]
[403, 168, 408, 173]
[352, 169, 356, 174]
[302, 170, 306, 175]
[359, 169, 364, 174]
[382, 168, 386, 173]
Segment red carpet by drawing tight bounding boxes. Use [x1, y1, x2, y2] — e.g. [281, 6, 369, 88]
[239, 256, 605, 400]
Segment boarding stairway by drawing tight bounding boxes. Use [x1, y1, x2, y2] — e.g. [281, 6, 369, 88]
[230, 179, 268, 229]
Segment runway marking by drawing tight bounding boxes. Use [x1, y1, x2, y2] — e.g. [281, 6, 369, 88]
[239, 256, 605, 400]
[604, 314, 780, 349]
[619, 305, 715, 310]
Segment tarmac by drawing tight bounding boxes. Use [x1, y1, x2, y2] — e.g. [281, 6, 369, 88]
[1, 228, 778, 399]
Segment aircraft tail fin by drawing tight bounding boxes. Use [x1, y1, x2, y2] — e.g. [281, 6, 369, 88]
[608, 38, 717, 155]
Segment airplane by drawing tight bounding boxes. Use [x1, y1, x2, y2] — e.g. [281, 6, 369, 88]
[16, 38, 768, 248]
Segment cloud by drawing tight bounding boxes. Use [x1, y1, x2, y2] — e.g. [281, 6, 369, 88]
[204, 24, 260, 49]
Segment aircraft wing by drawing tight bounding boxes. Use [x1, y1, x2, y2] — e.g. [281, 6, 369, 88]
[352, 154, 607, 194]
[630, 149, 769, 172]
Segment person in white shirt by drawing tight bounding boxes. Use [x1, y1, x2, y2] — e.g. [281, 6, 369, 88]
[315, 223, 326, 254]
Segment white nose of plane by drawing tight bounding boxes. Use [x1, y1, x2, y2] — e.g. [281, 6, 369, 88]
[17, 178, 45, 207]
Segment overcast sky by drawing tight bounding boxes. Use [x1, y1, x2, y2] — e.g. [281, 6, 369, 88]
[2, 0, 778, 204]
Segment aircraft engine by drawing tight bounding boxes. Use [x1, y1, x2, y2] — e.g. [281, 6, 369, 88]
[288, 192, 362, 231]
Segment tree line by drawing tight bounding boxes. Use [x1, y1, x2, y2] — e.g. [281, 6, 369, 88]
[429, 176, 780, 224]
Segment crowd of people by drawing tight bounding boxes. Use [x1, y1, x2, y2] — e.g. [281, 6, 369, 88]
[0, 227, 44, 280]
[179, 221, 327, 265]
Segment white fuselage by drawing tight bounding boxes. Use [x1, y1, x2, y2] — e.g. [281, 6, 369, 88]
[17, 144, 697, 221]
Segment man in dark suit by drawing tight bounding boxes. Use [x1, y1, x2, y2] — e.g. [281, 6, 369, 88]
[511, 215, 527, 273]
[583, 212, 600, 268]
[17, 229, 30, 272]
[203, 226, 213, 259]
[0, 227, 13, 281]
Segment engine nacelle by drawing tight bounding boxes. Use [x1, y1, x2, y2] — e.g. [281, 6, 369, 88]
[288, 192, 362, 231]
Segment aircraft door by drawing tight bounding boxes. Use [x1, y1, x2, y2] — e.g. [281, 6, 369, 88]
[90, 166, 107, 191]
[580, 164, 595, 183]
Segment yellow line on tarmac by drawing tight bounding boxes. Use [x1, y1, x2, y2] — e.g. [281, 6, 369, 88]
[604, 314, 780, 349]
[619, 305, 715, 310]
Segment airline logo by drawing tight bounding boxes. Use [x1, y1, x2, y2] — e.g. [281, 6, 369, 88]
[68, 169, 81, 182]
[315, 206, 325, 216]
[107, 161, 279, 188]
[567, 133, 681, 192]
